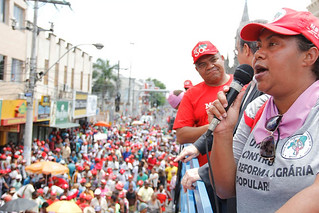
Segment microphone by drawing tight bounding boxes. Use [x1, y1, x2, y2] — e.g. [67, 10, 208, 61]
[206, 64, 254, 136]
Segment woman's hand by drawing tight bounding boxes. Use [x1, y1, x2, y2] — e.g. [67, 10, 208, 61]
[207, 86, 245, 134]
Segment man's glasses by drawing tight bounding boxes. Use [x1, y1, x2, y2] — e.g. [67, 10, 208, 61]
[259, 114, 283, 162]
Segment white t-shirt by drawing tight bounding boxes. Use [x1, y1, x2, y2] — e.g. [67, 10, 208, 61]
[17, 184, 35, 200]
[149, 173, 159, 188]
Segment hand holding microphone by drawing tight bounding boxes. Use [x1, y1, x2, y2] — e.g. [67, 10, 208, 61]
[206, 64, 254, 136]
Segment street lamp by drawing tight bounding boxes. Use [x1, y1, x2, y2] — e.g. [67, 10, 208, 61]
[38, 43, 104, 80]
[126, 42, 134, 114]
[23, 42, 103, 165]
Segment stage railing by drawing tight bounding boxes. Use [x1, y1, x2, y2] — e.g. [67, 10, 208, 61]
[179, 157, 213, 213]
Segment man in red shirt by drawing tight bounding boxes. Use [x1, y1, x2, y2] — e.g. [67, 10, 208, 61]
[147, 152, 156, 172]
[173, 41, 232, 166]
[46, 191, 59, 205]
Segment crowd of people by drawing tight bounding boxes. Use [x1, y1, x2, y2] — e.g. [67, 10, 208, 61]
[2, 5, 318, 213]
[171, 6, 319, 213]
[0, 115, 179, 213]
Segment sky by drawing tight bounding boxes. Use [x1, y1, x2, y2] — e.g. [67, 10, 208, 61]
[28, 0, 311, 92]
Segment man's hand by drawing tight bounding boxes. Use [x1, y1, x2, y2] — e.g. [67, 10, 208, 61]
[174, 145, 200, 163]
[181, 168, 201, 192]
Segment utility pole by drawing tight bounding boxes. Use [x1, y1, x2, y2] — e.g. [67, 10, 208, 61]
[24, 0, 70, 165]
[127, 42, 134, 115]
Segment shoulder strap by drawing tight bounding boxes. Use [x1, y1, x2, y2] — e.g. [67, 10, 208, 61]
[244, 99, 268, 132]
[22, 184, 29, 196]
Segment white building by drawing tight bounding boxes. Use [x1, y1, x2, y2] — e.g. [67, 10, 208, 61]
[0, 0, 96, 145]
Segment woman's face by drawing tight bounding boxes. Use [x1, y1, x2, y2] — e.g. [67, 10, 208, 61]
[253, 29, 308, 98]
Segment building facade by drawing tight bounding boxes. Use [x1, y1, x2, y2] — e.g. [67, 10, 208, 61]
[0, 0, 96, 145]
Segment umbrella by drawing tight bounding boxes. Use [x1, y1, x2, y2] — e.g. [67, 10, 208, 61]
[141, 129, 149, 134]
[0, 198, 37, 212]
[25, 161, 69, 175]
[46, 200, 82, 213]
[94, 121, 111, 127]
[132, 120, 143, 126]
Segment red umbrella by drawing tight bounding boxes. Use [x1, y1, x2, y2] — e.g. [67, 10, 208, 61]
[94, 121, 111, 127]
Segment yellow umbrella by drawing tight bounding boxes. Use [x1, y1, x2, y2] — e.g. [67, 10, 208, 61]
[46, 201, 82, 213]
[25, 161, 69, 175]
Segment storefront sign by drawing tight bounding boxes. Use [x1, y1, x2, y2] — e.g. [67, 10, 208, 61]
[38, 101, 51, 120]
[73, 91, 87, 118]
[0, 124, 20, 132]
[0, 100, 36, 126]
[41, 96, 50, 106]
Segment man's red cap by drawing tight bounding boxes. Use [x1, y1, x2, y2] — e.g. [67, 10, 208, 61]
[184, 80, 193, 89]
[191, 41, 219, 64]
[241, 8, 319, 49]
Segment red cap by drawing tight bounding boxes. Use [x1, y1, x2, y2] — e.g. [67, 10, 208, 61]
[91, 169, 97, 175]
[115, 182, 124, 190]
[60, 195, 67, 200]
[137, 180, 144, 186]
[192, 41, 219, 64]
[85, 194, 93, 201]
[95, 163, 102, 170]
[184, 80, 193, 89]
[119, 169, 125, 174]
[101, 179, 107, 184]
[241, 8, 319, 49]
[119, 191, 125, 198]
[62, 184, 68, 189]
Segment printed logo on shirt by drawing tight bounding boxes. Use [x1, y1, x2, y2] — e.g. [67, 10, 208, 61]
[281, 131, 312, 159]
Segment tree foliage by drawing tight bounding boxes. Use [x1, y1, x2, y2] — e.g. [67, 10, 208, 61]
[92, 58, 118, 99]
[146, 78, 167, 107]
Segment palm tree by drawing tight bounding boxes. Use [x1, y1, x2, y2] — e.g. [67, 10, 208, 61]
[92, 59, 118, 110]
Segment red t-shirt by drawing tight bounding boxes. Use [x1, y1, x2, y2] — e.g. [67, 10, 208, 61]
[147, 157, 156, 170]
[173, 76, 233, 166]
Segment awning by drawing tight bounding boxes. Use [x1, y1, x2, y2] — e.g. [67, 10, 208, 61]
[50, 122, 80, 129]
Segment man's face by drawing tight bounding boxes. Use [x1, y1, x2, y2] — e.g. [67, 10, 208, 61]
[195, 54, 226, 86]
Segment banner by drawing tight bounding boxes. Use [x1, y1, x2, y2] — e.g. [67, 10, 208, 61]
[87, 95, 97, 116]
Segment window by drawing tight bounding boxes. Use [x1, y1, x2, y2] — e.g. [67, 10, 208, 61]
[87, 74, 90, 91]
[0, 54, 5, 80]
[80, 71, 83, 90]
[0, 0, 5, 23]
[64, 66, 67, 84]
[54, 63, 59, 87]
[71, 68, 74, 89]
[11, 58, 23, 82]
[44, 59, 49, 85]
[13, 4, 23, 29]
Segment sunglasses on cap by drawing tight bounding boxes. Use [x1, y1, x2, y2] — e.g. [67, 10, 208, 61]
[259, 114, 282, 163]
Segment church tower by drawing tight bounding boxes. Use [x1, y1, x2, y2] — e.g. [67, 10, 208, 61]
[225, 0, 250, 74]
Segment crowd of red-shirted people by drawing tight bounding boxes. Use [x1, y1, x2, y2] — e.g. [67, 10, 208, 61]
[0, 115, 179, 213]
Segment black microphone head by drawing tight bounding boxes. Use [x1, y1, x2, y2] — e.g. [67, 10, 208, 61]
[234, 64, 254, 85]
